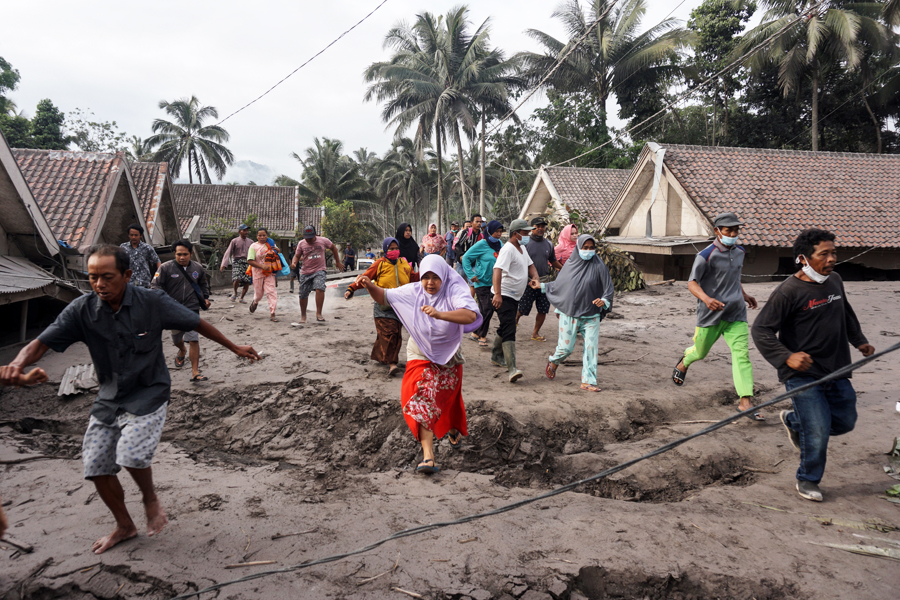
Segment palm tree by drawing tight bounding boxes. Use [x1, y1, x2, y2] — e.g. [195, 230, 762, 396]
[515, 0, 692, 132]
[376, 137, 434, 234]
[145, 96, 234, 183]
[737, 0, 891, 151]
[365, 6, 519, 230]
[292, 137, 375, 205]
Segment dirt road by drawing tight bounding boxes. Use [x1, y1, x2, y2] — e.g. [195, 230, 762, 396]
[1, 280, 899, 599]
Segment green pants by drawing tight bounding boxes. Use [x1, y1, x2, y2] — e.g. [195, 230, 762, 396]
[682, 320, 753, 398]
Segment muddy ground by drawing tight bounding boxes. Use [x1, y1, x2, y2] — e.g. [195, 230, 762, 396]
[1, 279, 899, 600]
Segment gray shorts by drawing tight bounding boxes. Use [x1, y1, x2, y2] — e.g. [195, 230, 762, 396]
[172, 329, 199, 344]
[298, 270, 327, 299]
[82, 402, 168, 479]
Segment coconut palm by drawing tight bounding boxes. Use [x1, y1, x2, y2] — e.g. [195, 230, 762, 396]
[145, 96, 233, 184]
[515, 0, 692, 132]
[292, 137, 376, 205]
[737, 0, 892, 151]
[365, 6, 519, 230]
[376, 137, 434, 233]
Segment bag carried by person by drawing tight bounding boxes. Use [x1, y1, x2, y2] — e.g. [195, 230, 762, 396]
[175, 262, 209, 311]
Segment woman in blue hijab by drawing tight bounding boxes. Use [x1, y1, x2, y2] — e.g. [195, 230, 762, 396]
[538, 234, 614, 392]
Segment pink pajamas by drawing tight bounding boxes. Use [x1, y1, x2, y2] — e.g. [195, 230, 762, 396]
[251, 271, 277, 314]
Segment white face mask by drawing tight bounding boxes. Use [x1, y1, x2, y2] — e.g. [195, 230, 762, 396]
[796, 255, 829, 283]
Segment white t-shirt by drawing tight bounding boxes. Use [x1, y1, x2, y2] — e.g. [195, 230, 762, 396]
[492, 242, 533, 301]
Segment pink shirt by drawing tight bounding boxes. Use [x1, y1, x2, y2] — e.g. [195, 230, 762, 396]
[294, 237, 334, 275]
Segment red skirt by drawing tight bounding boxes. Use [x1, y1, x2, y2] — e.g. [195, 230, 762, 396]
[401, 360, 467, 441]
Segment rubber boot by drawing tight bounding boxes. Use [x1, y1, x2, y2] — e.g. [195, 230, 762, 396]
[502, 341, 523, 383]
[490, 334, 505, 367]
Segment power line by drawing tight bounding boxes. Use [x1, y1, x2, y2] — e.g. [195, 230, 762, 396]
[169, 339, 900, 600]
[548, 0, 830, 167]
[216, 0, 391, 126]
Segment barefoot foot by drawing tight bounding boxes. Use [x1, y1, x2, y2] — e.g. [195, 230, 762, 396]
[145, 498, 168, 537]
[92, 525, 138, 554]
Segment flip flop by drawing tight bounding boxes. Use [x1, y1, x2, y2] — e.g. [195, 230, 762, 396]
[316, 317, 326, 322]
[416, 459, 439, 474]
[190, 374, 208, 383]
[249, 301, 258, 313]
[174, 354, 186, 368]
[388, 365, 400, 377]
[469, 334, 480, 342]
[478, 339, 489, 348]
[270, 316, 279, 322]
[447, 430, 462, 447]
[672, 360, 686, 386]
[580, 383, 602, 392]
[546, 361, 558, 380]
[737, 408, 766, 421]
[531, 335, 546, 342]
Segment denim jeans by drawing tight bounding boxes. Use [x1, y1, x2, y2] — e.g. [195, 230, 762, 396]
[784, 377, 857, 484]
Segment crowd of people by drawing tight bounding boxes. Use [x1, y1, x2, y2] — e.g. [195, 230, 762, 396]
[0, 213, 877, 554]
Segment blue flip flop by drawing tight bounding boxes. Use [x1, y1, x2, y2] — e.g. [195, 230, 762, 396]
[416, 459, 439, 474]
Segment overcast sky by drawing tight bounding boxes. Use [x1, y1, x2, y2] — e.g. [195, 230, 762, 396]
[4, 0, 719, 183]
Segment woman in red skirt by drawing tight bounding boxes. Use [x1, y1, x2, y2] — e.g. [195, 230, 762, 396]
[352, 255, 481, 474]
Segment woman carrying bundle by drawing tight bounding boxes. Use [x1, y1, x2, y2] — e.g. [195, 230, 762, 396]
[353, 255, 481, 474]
[538, 234, 614, 392]
[345, 237, 419, 377]
[246, 227, 281, 322]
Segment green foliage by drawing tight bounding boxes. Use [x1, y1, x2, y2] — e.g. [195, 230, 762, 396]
[0, 113, 32, 147]
[67, 108, 130, 153]
[30, 99, 68, 150]
[145, 96, 234, 184]
[291, 137, 375, 207]
[0, 56, 21, 116]
[320, 198, 372, 251]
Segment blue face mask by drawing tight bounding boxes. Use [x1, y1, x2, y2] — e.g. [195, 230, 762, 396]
[720, 235, 738, 246]
[579, 249, 595, 260]
[488, 234, 501, 243]
[519, 234, 530, 246]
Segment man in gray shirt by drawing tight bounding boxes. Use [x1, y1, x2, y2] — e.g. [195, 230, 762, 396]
[152, 239, 211, 382]
[0, 244, 258, 555]
[516, 216, 564, 341]
[672, 212, 762, 420]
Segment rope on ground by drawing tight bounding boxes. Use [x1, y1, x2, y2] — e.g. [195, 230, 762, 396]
[169, 340, 900, 599]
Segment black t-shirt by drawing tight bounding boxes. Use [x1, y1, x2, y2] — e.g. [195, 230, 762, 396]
[751, 273, 868, 382]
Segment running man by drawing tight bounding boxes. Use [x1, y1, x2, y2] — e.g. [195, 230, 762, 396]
[0, 244, 258, 554]
[492, 219, 539, 383]
[220, 223, 253, 303]
[152, 239, 211, 382]
[672, 212, 762, 420]
[752, 228, 874, 502]
[291, 226, 344, 323]
[516, 216, 563, 341]
[119, 223, 160, 289]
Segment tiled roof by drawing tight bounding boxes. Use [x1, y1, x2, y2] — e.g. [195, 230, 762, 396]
[130, 162, 168, 236]
[662, 145, 900, 248]
[545, 166, 631, 225]
[11, 149, 120, 248]
[297, 206, 323, 234]
[173, 184, 301, 234]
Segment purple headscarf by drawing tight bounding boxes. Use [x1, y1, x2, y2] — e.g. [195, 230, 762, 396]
[385, 255, 482, 364]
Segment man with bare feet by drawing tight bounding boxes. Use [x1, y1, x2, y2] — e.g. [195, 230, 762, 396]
[671, 212, 762, 420]
[291, 226, 344, 323]
[0, 244, 259, 554]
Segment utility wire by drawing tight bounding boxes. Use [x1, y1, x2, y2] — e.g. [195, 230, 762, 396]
[169, 339, 900, 600]
[216, 0, 391, 126]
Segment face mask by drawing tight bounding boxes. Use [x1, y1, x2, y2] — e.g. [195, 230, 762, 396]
[579, 249, 595, 260]
[720, 235, 738, 246]
[519, 234, 530, 246]
[796, 255, 829, 283]
[488, 235, 501, 243]
[386, 250, 400, 260]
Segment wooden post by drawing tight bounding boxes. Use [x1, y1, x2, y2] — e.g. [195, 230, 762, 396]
[19, 299, 28, 343]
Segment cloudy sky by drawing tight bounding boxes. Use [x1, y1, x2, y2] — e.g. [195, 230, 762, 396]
[4, 0, 719, 183]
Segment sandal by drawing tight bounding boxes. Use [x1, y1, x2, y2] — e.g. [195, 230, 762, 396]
[672, 360, 686, 386]
[270, 316, 279, 322]
[190, 374, 208, 383]
[249, 301, 258, 313]
[447, 430, 462, 447]
[388, 365, 400, 377]
[478, 339, 489, 348]
[174, 353, 186, 368]
[737, 407, 766, 421]
[531, 335, 546, 342]
[546, 361, 558, 380]
[469, 334, 480, 342]
[229, 294, 237, 301]
[416, 458, 439, 474]
[580, 383, 602, 392]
